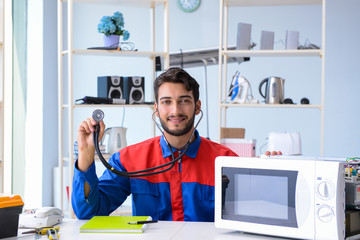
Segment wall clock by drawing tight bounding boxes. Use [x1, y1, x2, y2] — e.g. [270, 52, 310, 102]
[177, 0, 201, 13]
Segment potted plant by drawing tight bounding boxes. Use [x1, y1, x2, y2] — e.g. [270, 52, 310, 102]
[97, 11, 130, 48]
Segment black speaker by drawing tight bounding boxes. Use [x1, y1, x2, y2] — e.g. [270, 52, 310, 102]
[97, 76, 124, 99]
[123, 76, 145, 104]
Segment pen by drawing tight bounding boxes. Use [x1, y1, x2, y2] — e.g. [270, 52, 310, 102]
[128, 220, 158, 225]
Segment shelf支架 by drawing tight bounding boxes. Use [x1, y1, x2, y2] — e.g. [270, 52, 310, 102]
[218, 0, 325, 155]
[57, 0, 169, 218]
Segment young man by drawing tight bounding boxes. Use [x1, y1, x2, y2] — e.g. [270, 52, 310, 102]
[72, 67, 237, 221]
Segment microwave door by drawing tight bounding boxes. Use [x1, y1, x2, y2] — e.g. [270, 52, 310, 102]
[221, 167, 298, 228]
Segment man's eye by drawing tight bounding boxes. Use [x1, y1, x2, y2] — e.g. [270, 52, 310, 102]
[161, 100, 171, 104]
[180, 99, 191, 104]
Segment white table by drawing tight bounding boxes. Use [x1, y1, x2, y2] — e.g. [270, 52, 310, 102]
[9, 219, 293, 240]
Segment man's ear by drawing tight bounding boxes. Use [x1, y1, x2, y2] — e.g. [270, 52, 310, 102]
[154, 102, 159, 117]
[195, 100, 201, 115]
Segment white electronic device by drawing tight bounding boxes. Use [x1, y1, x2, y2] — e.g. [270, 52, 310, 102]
[228, 71, 253, 104]
[236, 22, 252, 50]
[19, 207, 64, 228]
[215, 156, 345, 240]
[260, 30, 275, 50]
[267, 131, 302, 155]
[285, 30, 299, 50]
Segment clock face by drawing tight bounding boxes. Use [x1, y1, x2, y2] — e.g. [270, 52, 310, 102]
[177, 0, 201, 13]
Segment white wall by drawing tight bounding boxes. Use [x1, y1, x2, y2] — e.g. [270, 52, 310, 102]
[170, 0, 360, 157]
[324, 0, 360, 156]
[32, 0, 360, 206]
[25, 0, 44, 208]
[43, 0, 58, 207]
[66, 0, 360, 158]
[24, 0, 58, 208]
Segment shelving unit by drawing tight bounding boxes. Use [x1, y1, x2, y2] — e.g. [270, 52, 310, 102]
[218, 0, 325, 154]
[58, 0, 169, 217]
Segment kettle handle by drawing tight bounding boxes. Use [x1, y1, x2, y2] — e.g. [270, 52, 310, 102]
[99, 128, 110, 145]
[258, 78, 268, 98]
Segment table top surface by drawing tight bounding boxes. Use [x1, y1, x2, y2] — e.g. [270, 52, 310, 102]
[8, 219, 294, 240]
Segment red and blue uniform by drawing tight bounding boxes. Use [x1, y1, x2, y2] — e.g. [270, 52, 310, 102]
[72, 130, 237, 221]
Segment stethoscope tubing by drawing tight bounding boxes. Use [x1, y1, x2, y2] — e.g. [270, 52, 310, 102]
[93, 109, 203, 178]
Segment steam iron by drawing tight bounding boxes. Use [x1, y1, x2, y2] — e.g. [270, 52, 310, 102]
[228, 71, 252, 103]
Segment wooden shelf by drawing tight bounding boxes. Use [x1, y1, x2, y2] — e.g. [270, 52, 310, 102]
[223, 49, 323, 57]
[58, 0, 169, 217]
[218, 0, 325, 155]
[72, 104, 154, 109]
[224, 0, 322, 7]
[62, 0, 166, 7]
[221, 103, 322, 110]
[62, 49, 168, 58]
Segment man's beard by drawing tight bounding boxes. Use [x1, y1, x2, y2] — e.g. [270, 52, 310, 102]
[159, 111, 196, 137]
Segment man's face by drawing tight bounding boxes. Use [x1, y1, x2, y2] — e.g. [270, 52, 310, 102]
[155, 82, 201, 137]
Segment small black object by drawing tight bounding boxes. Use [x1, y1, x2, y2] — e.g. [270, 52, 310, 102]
[0, 204, 23, 238]
[87, 47, 118, 50]
[155, 56, 162, 71]
[301, 97, 310, 104]
[284, 98, 294, 104]
[128, 220, 158, 225]
[76, 96, 112, 104]
[92, 109, 104, 123]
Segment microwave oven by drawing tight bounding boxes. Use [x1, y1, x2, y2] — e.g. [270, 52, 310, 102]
[215, 156, 345, 240]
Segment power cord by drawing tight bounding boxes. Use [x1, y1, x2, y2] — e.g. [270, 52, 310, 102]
[297, 39, 320, 49]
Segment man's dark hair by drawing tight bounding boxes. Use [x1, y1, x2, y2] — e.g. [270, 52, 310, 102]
[153, 67, 200, 103]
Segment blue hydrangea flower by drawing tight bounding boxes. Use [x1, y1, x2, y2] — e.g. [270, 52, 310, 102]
[112, 11, 124, 28]
[122, 30, 130, 41]
[97, 11, 130, 39]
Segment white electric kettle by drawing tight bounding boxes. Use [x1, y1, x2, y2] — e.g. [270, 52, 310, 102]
[100, 127, 127, 155]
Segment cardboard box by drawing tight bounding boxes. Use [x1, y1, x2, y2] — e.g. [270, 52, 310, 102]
[221, 138, 256, 157]
[0, 195, 24, 239]
[220, 128, 245, 139]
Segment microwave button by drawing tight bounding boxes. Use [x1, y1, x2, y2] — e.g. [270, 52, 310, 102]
[317, 181, 334, 200]
[317, 205, 334, 222]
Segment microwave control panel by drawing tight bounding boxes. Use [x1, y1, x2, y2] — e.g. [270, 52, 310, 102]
[314, 160, 345, 240]
[317, 180, 335, 200]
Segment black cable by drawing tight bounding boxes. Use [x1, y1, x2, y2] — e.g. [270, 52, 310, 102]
[91, 108, 200, 177]
[180, 49, 184, 69]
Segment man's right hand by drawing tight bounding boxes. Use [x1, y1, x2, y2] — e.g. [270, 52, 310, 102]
[77, 117, 105, 172]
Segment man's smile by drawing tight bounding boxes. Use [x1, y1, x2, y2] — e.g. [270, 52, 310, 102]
[168, 116, 187, 125]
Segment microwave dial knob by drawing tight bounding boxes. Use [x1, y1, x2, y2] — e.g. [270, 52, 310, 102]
[317, 205, 334, 222]
[317, 181, 334, 200]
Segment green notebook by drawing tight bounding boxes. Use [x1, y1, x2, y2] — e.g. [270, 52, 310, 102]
[79, 216, 152, 233]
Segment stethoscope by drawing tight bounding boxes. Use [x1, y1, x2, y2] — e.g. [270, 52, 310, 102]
[92, 108, 203, 177]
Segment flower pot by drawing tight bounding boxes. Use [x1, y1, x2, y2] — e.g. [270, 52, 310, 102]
[103, 35, 120, 48]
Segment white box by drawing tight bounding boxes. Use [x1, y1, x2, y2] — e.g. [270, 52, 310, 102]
[236, 23, 252, 50]
[260, 31, 274, 50]
[221, 138, 256, 157]
[285, 30, 299, 50]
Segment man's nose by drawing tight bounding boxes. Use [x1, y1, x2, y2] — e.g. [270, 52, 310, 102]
[170, 102, 181, 114]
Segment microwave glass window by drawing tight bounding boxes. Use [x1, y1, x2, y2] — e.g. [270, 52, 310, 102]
[234, 174, 288, 219]
[222, 167, 298, 228]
